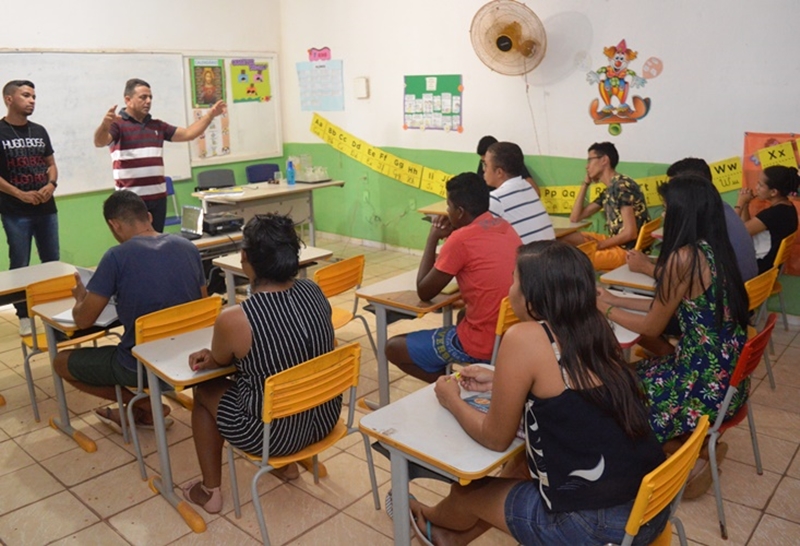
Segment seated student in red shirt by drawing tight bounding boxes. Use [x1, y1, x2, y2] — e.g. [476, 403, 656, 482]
[385, 172, 522, 383]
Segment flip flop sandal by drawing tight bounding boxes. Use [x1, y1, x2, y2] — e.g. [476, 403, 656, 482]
[181, 479, 222, 514]
[384, 489, 417, 520]
[94, 407, 123, 434]
[410, 509, 434, 546]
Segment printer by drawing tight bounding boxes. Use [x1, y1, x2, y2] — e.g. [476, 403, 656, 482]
[203, 212, 244, 236]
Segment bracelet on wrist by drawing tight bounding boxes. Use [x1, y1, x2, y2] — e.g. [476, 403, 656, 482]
[605, 305, 615, 319]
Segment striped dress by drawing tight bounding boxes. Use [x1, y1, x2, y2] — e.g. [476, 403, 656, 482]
[216, 279, 338, 456]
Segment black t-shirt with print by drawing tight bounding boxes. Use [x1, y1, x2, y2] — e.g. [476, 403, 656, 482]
[0, 119, 56, 216]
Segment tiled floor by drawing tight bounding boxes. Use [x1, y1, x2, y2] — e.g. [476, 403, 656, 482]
[0, 233, 798, 545]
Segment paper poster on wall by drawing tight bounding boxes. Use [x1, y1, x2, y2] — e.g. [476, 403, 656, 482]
[404, 75, 463, 132]
[297, 60, 344, 111]
[757, 141, 797, 170]
[708, 156, 743, 193]
[190, 58, 225, 108]
[230, 59, 272, 103]
[192, 108, 230, 159]
[586, 40, 661, 136]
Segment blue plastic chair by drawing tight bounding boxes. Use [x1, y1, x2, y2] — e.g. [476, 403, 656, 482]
[245, 163, 280, 183]
[164, 176, 181, 227]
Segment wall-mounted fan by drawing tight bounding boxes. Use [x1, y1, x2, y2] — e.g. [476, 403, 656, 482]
[470, 0, 547, 75]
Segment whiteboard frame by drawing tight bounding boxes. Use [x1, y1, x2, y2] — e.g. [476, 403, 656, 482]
[0, 49, 192, 194]
[183, 51, 283, 167]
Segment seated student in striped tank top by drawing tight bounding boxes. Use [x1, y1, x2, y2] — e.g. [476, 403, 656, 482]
[483, 141, 555, 244]
[182, 214, 336, 514]
[409, 241, 666, 546]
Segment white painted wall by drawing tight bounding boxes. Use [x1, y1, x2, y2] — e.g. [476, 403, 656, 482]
[2, 1, 280, 58]
[279, 0, 800, 164]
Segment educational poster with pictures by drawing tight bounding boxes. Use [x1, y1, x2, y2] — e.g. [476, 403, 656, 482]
[403, 75, 463, 132]
[189, 58, 225, 108]
[296, 60, 344, 111]
[230, 59, 272, 103]
[192, 108, 230, 159]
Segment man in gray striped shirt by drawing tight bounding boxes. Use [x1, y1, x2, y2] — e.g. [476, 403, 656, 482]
[484, 142, 555, 244]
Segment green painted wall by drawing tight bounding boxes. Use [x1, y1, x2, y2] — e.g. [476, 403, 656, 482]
[2, 143, 797, 315]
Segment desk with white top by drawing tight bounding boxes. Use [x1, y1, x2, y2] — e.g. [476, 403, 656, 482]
[359, 379, 524, 546]
[132, 326, 236, 533]
[192, 180, 344, 246]
[0, 261, 78, 303]
[599, 264, 657, 295]
[416, 200, 590, 238]
[355, 271, 461, 407]
[211, 246, 333, 306]
[31, 297, 119, 453]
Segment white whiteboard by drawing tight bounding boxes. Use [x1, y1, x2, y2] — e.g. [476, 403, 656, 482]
[0, 52, 191, 196]
[185, 53, 282, 166]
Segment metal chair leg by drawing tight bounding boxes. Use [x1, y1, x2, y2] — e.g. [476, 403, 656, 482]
[708, 435, 728, 539]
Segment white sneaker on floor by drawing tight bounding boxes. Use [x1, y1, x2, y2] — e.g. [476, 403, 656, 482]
[18, 318, 31, 336]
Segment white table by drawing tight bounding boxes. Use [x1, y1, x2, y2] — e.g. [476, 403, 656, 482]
[132, 327, 236, 533]
[193, 180, 345, 246]
[600, 264, 657, 295]
[211, 246, 333, 306]
[0, 262, 79, 415]
[31, 297, 119, 453]
[355, 270, 461, 407]
[359, 380, 524, 546]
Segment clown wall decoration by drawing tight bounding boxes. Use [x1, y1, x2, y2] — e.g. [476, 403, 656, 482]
[586, 39, 662, 135]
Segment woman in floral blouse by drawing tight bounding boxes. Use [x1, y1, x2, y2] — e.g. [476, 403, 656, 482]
[597, 174, 749, 495]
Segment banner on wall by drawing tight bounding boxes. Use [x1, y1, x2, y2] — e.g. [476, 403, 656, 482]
[744, 132, 800, 275]
[309, 114, 796, 230]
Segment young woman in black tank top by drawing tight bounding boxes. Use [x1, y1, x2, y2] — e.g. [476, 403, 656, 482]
[408, 241, 666, 546]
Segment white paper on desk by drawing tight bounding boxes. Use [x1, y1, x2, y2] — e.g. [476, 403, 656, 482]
[53, 303, 117, 327]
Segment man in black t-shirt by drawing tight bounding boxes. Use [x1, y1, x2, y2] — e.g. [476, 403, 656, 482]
[0, 80, 60, 335]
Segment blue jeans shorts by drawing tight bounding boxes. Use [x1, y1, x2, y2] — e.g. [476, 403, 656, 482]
[504, 480, 670, 545]
[405, 326, 482, 373]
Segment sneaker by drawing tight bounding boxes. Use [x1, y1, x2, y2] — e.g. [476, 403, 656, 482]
[18, 318, 31, 336]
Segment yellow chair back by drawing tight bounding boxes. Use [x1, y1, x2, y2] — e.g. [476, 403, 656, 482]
[134, 295, 222, 345]
[25, 274, 79, 312]
[313, 255, 365, 298]
[773, 230, 797, 269]
[576, 239, 598, 263]
[495, 296, 521, 337]
[623, 415, 710, 541]
[263, 343, 361, 423]
[744, 267, 778, 312]
[634, 217, 663, 252]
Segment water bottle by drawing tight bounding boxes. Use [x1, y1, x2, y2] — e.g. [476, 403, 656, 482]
[286, 160, 296, 186]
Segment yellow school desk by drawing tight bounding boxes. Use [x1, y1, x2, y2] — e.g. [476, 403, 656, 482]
[359, 375, 524, 546]
[355, 270, 461, 407]
[211, 246, 333, 306]
[31, 297, 118, 453]
[132, 326, 236, 533]
[599, 264, 657, 296]
[192, 180, 344, 246]
[416, 200, 591, 238]
[0, 262, 78, 411]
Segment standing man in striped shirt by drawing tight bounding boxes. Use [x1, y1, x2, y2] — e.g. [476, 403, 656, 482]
[483, 141, 555, 244]
[94, 78, 225, 232]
